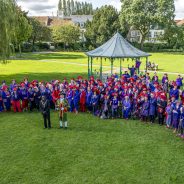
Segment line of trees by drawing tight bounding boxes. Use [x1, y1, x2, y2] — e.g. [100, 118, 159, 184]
[85, 0, 184, 50]
[58, 0, 94, 16]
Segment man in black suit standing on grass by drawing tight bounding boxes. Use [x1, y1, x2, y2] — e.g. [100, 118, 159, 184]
[39, 96, 51, 129]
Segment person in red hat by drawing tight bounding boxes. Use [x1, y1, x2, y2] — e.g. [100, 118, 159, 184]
[20, 83, 28, 111]
[157, 95, 167, 125]
[52, 86, 60, 110]
[80, 87, 86, 112]
[2, 85, 11, 111]
[11, 87, 22, 112]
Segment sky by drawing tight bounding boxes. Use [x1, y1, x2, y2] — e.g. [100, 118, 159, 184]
[17, 0, 184, 19]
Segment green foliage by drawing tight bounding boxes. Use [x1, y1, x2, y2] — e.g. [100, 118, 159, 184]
[58, 0, 94, 16]
[52, 24, 80, 48]
[161, 24, 184, 49]
[120, 0, 175, 48]
[0, 0, 17, 61]
[85, 5, 121, 47]
[14, 8, 32, 56]
[29, 18, 51, 51]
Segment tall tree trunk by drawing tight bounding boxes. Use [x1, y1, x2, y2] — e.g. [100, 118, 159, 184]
[19, 44, 22, 57]
[140, 34, 146, 50]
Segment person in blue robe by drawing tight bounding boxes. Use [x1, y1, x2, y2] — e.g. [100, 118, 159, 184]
[2, 86, 11, 111]
[67, 88, 74, 112]
[111, 94, 119, 119]
[149, 94, 157, 123]
[73, 88, 80, 113]
[122, 96, 131, 119]
[91, 91, 99, 115]
[141, 96, 150, 122]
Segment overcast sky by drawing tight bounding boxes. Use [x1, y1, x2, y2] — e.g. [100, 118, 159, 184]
[17, 0, 184, 19]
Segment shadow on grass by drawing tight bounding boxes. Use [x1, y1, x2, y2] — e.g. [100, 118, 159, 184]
[162, 52, 184, 55]
[0, 72, 88, 84]
[14, 52, 87, 60]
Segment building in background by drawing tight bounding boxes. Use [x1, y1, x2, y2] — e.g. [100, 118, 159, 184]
[128, 20, 184, 43]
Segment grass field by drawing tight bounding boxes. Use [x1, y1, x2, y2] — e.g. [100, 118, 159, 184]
[1, 112, 184, 184]
[0, 51, 184, 83]
[1, 52, 184, 184]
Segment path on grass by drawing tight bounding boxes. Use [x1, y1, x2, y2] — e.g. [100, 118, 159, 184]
[40, 59, 184, 76]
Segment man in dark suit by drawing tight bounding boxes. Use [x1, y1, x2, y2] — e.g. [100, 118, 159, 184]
[39, 96, 51, 129]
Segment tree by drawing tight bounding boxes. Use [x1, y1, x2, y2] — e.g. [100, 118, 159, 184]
[120, 0, 175, 49]
[29, 18, 51, 51]
[161, 24, 184, 49]
[58, 0, 63, 11]
[0, 0, 17, 61]
[85, 5, 121, 47]
[63, 0, 67, 16]
[14, 8, 32, 56]
[52, 24, 80, 49]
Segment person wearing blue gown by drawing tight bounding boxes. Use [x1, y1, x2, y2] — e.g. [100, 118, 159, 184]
[86, 87, 93, 112]
[149, 93, 157, 123]
[2, 86, 11, 111]
[91, 91, 99, 115]
[73, 87, 80, 114]
[67, 87, 74, 112]
[141, 96, 150, 122]
[122, 96, 131, 119]
[111, 93, 119, 119]
[172, 101, 181, 133]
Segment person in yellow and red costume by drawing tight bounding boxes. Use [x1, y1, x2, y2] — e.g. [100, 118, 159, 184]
[58, 92, 69, 129]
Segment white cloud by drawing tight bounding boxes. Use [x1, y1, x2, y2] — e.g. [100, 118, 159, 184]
[17, 0, 184, 19]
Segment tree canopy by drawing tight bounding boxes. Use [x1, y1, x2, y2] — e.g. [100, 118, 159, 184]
[52, 24, 80, 48]
[58, 0, 94, 16]
[29, 18, 51, 51]
[85, 5, 121, 48]
[0, 0, 17, 61]
[120, 0, 175, 48]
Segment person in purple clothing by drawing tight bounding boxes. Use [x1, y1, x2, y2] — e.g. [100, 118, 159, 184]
[10, 79, 16, 91]
[2, 85, 11, 111]
[172, 101, 181, 133]
[152, 72, 159, 83]
[0, 88, 4, 112]
[166, 100, 172, 128]
[73, 87, 80, 114]
[176, 75, 183, 89]
[122, 95, 131, 119]
[149, 93, 157, 123]
[162, 73, 169, 93]
[141, 96, 150, 122]
[86, 87, 93, 112]
[169, 84, 179, 100]
[179, 104, 184, 138]
[128, 65, 136, 77]
[111, 93, 119, 119]
[91, 91, 99, 115]
[67, 86, 74, 112]
[135, 60, 141, 74]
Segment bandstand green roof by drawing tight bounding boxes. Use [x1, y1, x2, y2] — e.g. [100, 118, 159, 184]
[86, 32, 151, 58]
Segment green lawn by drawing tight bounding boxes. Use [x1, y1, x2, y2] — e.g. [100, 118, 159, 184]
[0, 52, 184, 84]
[1, 52, 184, 184]
[1, 112, 184, 184]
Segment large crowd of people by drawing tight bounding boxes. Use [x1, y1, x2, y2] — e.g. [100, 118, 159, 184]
[0, 70, 184, 137]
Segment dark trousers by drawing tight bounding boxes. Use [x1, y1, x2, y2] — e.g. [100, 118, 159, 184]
[43, 112, 51, 128]
[158, 113, 164, 125]
[150, 115, 155, 123]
